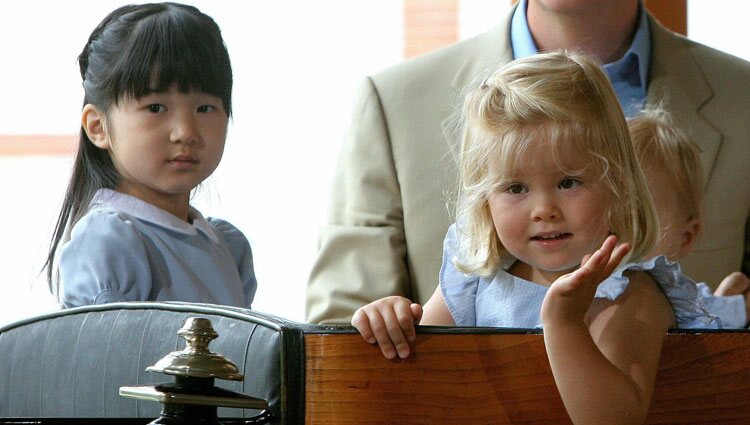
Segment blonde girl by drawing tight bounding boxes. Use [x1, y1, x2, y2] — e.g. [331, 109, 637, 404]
[352, 51, 718, 424]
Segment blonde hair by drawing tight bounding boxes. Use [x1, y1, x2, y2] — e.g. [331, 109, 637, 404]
[454, 50, 659, 276]
[628, 107, 704, 223]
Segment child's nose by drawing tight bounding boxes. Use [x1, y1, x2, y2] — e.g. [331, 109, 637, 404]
[531, 195, 560, 221]
[170, 115, 201, 146]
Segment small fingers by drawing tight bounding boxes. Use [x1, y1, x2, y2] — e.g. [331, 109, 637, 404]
[351, 298, 421, 360]
[566, 236, 625, 291]
[411, 303, 424, 325]
[575, 245, 607, 279]
[351, 308, 376, 344]
[603, 241, 631, 275]
[601, 234, 619, 251]
[378, 306, 413, 359]
[393, 301, 418, 343]
[581, 236, 615, 269]
[366, 308, 400, 359]
[583, 236, 628, 278]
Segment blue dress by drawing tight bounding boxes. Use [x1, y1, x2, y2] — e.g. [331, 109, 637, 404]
[439, 224, 721, 329]
[60, 189, 257, 308]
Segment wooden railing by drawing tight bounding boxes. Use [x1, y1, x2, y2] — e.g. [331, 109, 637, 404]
[304, 327, 750, 424]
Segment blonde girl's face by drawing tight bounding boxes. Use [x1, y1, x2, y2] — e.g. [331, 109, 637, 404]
[103, 85, 227, 214]
[487, 140, 611, 285]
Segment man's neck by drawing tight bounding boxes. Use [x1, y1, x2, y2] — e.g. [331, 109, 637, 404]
[526, 0, 639, 64]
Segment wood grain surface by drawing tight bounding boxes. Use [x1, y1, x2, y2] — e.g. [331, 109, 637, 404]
[304, 330, 750, 424]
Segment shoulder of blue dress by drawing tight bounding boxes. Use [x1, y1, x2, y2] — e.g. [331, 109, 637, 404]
[602, 256, 721, 328]
[611, 255, 680, 276]
[594, 256, 672, 301]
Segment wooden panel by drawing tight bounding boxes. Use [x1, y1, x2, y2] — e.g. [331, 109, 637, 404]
[304, 330, 750, 424]
[650, 332, 750, 423]
[644, 0, 687, 36]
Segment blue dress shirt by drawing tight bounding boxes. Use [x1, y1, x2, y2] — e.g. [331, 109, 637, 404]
[510, 0, 650, 117]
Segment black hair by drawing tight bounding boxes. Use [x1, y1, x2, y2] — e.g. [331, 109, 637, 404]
[45, 2, 233, 295]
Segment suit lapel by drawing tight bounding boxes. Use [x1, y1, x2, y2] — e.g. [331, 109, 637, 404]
[441, 7, 515, 161]
[647, 14, 721, 186]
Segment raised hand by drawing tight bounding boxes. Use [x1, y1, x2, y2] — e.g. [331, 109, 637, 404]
[351, 296, 424, 359]
[541, 235, 632, 325]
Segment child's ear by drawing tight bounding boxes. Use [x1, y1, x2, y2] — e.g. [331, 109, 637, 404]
[81, 104, 109, 149]
[677, 217, 702, 259]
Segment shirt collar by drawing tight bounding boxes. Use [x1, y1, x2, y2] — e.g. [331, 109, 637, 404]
[510, 0, 537, 60]
[510, 0, 651, 91]
[89, 189, 219, 243]
[611, 3, 651, 95]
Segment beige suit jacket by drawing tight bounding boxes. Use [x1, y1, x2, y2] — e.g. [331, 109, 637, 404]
[307, 10, 750, 324]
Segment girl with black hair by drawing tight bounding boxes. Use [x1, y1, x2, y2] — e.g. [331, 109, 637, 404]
[45, 3, 256, 308]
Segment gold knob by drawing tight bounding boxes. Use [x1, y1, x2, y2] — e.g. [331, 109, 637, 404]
[146, 317, 244, 381]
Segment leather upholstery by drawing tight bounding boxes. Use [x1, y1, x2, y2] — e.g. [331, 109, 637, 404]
[0, 302, 303, 422]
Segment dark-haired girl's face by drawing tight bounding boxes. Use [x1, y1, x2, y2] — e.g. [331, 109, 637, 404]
[101, 85, 227, 218]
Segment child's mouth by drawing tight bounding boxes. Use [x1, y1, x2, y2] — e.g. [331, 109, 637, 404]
[531, 232, 572, 241]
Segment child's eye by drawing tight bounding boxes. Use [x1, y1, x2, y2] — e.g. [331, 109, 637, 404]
[505, 183, 528, 194]
[197, 105, 215, 113]
[147, 104, 165, 113]
[558, 178, 581, 190]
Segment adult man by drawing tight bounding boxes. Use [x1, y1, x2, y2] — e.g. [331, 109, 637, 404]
[307, 0, 750, 324]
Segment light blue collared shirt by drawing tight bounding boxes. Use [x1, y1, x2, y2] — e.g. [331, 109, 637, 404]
[60, 189, 257, 308]
[510, 0, 650, 117]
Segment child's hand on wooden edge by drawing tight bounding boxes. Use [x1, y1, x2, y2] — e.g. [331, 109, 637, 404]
[352, 296, 423, 359]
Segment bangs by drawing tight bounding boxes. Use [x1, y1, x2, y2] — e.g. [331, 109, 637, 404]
[488, 121, 603, 183]
[112, 8, 232, 113]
